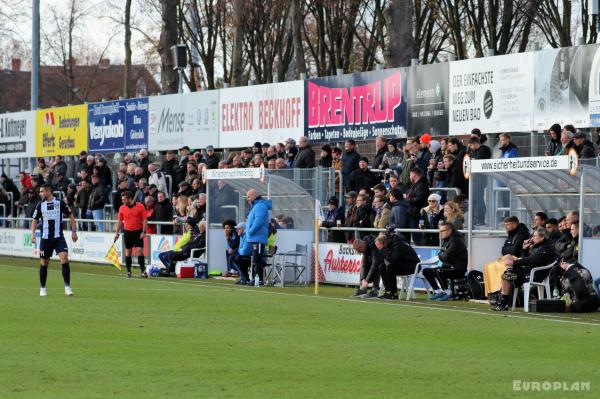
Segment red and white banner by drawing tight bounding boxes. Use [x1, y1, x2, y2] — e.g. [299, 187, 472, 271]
[219, 81, 304, 148]
[312, 243, 363, 285]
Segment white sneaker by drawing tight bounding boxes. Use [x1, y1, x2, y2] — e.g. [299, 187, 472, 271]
[65, 286, 74, 296]
[40, 287, 47, 297]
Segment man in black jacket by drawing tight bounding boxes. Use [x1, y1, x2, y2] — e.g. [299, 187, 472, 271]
[342, 139, 361, 191]
[347, 157, 379, 193]
[292, 137, 316, 168]
[404, 168, 429, 244]
[158, 218, 206, 275]
[155, 191, 173, 234]
[374, 233, 420, 300]
[373, 135, 387, 169]
[162, 150, 178, 182]
[446, 138, 469, 195]
[501, 216, 530, 257]
[494, 228, 557, 311]
[88, 175, 106, 232]
[572, 132, 596, 160]
[468, 136, 491, 225]
[352, 234, 381, 298]
[560, 261, 600, 312]
[204, 145, 221, 169]
[422, 221, 468, 301]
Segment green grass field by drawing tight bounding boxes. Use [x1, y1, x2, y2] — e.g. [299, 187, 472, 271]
[1, 256, 599, 398]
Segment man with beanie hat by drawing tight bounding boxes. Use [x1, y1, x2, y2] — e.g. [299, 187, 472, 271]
[348, 157, 379, 193]
[415, 134, 432, 175]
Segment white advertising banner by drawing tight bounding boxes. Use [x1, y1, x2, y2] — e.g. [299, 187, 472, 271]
[181, 91, 220, 149]
[149, 93, 184, 151]
[150, 234, 176, 265]
[219, 81, 304, 148]
[470, 154, 577, 174]
[313, 243, 363, 285]
[0, 111, 36, 158]
[449, 53, 534, 135]
[205, 167, 264, 180]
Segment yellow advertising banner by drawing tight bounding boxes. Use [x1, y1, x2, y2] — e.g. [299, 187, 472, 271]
[35, 104, 88, 156]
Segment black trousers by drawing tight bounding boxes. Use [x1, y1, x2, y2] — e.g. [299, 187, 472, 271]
[380, 261, 416, 293]
[232, 254, 250, 281]
[360, 252, 379, 289]
[422, 266, 465, 290]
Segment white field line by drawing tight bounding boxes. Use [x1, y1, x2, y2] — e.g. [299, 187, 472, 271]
[2, 263, 600, 327]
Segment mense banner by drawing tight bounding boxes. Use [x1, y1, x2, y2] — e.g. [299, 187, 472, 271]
[0, 111, 35, 158]
[36, 104, 88, 156]
[220, 81, 304, 148]
[88, 98, 148, 153]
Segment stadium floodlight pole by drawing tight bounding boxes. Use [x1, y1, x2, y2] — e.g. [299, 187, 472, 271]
[31, 0, 40, 110]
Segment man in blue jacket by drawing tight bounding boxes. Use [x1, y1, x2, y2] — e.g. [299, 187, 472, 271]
[245, 189, 273, 285]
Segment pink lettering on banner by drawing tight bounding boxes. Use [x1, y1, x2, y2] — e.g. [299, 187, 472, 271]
[258, 97, 301, 130]
[323, 249, 361, 274]
[307, 71, 402, 128]
[221, 102, 254, 132]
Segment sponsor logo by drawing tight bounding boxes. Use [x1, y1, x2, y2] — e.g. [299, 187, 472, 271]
[42, 112, 56, 148]
[157, 108, 184, 133]
[89, 117, 125, 145]
[0, 117, 27, 139]
[322, 248, 361, 274]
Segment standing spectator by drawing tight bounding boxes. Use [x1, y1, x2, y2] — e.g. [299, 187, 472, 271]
[286, 146, 298, 168]
[343, 191, 358, 243]
[319, 145, 333, 168]
[275, 142, 286, 159]
[49, 155, 67, 181]
[331, 147, 343, 191]
[33, 158, 50, 181]
[138, 149, 150, 178]
[134, 178, 148, 203]
[467, 136, 491, 225]
[88, 175, 106, 232]
[154, 191, 173, 234]
[545, 124, 562, 156]
[252, 142, 263, 155]
[420, 193, 443, 246]
[372, 194, 391, 229]
[347, 157, 379, 193]
[353, 193, 373, 236]
[293, 137, 316, 168]
[381, 140, 403, 172]
[446, 138, 469, 195]
[399, 138, 417, 189]
[1, 173, 20, 216]
[74, 151, 89, 178]
[373, 135, 387, 169]
[388, 187, 409, 240]
[572, 132, 596, 159]
[261, 143, 270, 156]
[404, 168, 429, 244]
[53, 172, 69, 196]
[148, 162, 167, 194]
[320, 196, 345, 243]
[241, 149, 253, 167]
[442, 201, 464, 230]
[75, 181, 90, 230]
[415, 134, 432, 175]
[205, 145, 220, 169]
[96, 158, 113, 195]
[145, 196, 157, 234]
[556, 130, 575, 156]
[245, 189, 272, 284]
[265, 146, 277, 162]
[275, 158, 287, 169]
[113, 178, 128, 212]
[498, 133, 519, 158]
[196, 193, 207, 221]
[341, 139, 361, 191]
[162, 150, 178, 181]
[19, 171, 33, 190]
[427, 140, 443, 188]
[253, 154, 265, 168]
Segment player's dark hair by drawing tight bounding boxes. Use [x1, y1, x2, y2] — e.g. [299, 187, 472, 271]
[121, 191, 133, 199]
[222, 219, 236, 229]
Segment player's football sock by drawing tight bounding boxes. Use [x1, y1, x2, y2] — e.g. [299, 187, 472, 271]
[501, 294, 510, 305]
[138, 256, 146, 273]
[61, 263, 71, 287]
[39, 264, 48, 288]
[125, 256, 132, 273]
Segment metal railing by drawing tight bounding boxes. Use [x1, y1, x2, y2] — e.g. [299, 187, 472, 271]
[0, 216, 180, 234]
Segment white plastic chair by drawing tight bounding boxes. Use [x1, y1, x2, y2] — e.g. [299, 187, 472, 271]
[511, 261, 556, 312]
[405, 256, 439, 301]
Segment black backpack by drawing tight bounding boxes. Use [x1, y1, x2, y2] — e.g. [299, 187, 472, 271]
[466, 270, 486, 300]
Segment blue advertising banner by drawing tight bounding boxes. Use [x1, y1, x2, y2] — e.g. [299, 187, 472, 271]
[305, 68, 408, 142]
[88, 98, 148, 153]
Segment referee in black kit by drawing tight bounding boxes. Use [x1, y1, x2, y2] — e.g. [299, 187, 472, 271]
[31, 184, 78, 297]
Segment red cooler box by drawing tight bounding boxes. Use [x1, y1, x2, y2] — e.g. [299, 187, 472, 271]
[175, 262, 195, 278]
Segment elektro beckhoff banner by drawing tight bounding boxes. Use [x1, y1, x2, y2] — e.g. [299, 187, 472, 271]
[305, 68, 408, 142]
[219, 81, 303, 148]
[449, 52, 534, 135]
[88, 98, 148, 153]
[35, 104, 88, 156]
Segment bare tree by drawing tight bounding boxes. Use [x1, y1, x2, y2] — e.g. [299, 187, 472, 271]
[385, 0, 416, 66]
[158, 0, 179, 93]
[291, 0, 307, 78]
[124, 0, 133, 97]
[230, 0, 246, 86]
[532, 0, 572, 48]
[414, 0, 449, 63]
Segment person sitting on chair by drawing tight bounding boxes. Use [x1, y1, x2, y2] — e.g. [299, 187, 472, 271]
[231, 222, 252, 285]
[492, 227, 557, 311]
[422, 221, 468, 301]
[158, 218, 206, 276]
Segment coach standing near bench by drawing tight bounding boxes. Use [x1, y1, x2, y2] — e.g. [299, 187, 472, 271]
[114, 191, 148, 278]
[245, 189, 272, 285]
